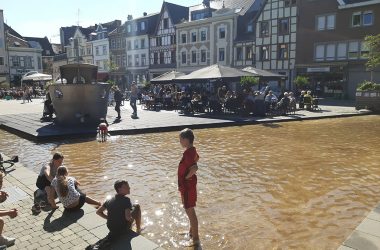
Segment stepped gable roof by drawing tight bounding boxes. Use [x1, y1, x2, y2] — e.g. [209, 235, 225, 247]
[24, 36, 55, 56]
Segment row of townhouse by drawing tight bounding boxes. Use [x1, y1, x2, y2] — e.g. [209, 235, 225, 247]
[53, 0, 380, 99]
[0, 9, 60, 86]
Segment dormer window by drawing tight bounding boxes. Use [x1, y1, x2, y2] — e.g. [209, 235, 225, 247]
[141, 22, 146, 31]
[163, 18, 169, 29]
[247, 24, 253, 33]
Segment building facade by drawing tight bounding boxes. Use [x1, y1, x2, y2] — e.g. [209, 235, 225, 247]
[296, 0, 380, 99]
[253, 0, 298, 89]
[65, 28, 94, 64]
[108, 25, 127, 89]
[176, 7, 237, 73]
[5, 24, 43, 85]
[0, 10, 8, 84]
[24, 36, 56, 76]
[149, 2, 189, 79]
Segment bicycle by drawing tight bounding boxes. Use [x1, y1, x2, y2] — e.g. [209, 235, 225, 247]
[0, 153, 19, 175]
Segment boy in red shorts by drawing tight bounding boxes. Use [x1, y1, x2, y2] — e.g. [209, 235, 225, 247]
[178, 128, 200, 247]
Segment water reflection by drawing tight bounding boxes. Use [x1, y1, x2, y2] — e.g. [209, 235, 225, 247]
[0, 116, 380, 249]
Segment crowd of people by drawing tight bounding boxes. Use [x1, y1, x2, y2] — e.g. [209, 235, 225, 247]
[0, 86, 45, 102]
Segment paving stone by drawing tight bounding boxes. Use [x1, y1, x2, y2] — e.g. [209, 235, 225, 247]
[356, 218, 380, 238]
[344, 230, 380, 250]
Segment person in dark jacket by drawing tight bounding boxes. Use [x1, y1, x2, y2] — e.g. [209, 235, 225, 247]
[113, 87, 123, 119]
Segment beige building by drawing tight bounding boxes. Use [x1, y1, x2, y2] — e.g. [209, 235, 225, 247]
[65, 27, 94, 64]
[176, 7, 237, 73]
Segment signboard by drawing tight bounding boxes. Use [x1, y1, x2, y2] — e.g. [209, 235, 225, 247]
[307, 67, 330, 73]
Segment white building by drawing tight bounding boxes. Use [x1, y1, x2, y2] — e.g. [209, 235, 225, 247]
[125, 13, 159, 84]
[254, 0, 298, 89]
[0, 10, 8, 83]
[5, 24, 42, 85]
[92, 25, 110, 78]
[65, 27, 93, 64]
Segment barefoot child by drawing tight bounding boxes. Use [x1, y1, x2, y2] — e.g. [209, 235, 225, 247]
[97, 118, 109, 142]
[178, 128, 200, 247]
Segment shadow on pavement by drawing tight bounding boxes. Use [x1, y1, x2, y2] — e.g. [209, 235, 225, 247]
[43, 209, 84, 232]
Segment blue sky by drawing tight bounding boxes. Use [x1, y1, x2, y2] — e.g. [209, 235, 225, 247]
[2, 0, 202, 43]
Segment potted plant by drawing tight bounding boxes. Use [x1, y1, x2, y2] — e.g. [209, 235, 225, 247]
[294, 75, 309, 90]
[356, 80, 380, 111]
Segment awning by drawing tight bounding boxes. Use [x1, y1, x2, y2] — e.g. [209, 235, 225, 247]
[22, 73, 52, 81]
[242, 67, 285, 78]
[151, 70, 185, 83]
[176, 64, 255, 81]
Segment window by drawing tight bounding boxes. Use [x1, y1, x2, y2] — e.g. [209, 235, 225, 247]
[201, 50, 206, 63]
[141, 39, 145, 49]
[315, 44, 325, 61]
[0, 57, 3, 66]
[260, 46, 269, 61]
[326, 44, 335, 60]
[181, 34, 187, 44]
[219, 48, 225, 61]
[87, 47, 91, 55]
[171, 50, 176, 63]
[135, 55, 140, 66]
[361, 42, 370, 58]
[156, 37, 162, 46]
[192, 51, 197, 63]
[134, 24, 138, 32]
[246, 47, 253, 60]
[153, 53, 158, 64]
[141, 22, 146, 31]
[317, 14, 335, 30]
[260, 22, 269, 37]
[219, 27, 226, 39]
[159, 52, 164, 64]
[363, 11, 373, 26]
[163, 18, 169, 29]
[278, 44, 288, 59]
[191, 32, 197, 42]
[111, 39, 116, 49]
[201, 30, 206, 41]
[95, 46, 99, 56]
[348, 41, 359, 59]
[182, 51, 187, 64]
[247, 23, 253, 32]
[134, 40, 139, 49]
[284, 0, 296, 7]
[11, 56, 19, 67]
[278, 18, 289, 35]
[37, 57, 42, 70]
[326, 15, 335, 29]
[127, 25, 131, 33]
[237, 47, 243, 61]
[127, 41, 132, 50]
[352, 12, 361, 27]
[128, 55, 132, 66]
[116, 39, 121, 49]
[103, 45, 107, 55]
[141, 54, 146, 66]
[337, 43, 347, 60]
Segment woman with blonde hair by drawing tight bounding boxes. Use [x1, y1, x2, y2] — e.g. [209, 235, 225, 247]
[51, 166, 101, 212]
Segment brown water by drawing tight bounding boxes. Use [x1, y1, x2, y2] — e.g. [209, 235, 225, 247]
[1, 115, 380, 249]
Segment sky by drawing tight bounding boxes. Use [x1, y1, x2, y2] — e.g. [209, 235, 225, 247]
[1, 0, 203, 44]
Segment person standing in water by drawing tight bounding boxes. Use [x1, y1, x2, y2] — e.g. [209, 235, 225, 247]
[178, 128, 200, 247]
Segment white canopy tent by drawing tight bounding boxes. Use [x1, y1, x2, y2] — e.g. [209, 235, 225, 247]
[21, 72, 53, 87]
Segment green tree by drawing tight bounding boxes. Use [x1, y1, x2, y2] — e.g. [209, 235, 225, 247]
[240, 76, 259, 90]
[294, 75, 309, 89]
[365, 34, 380, 81]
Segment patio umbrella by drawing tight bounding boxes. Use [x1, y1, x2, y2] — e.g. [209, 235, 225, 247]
[175, 64, 255, 81]
[151, 70, 185, 83]
[22, 73, 53, 81]
[242, 67, 285, 78]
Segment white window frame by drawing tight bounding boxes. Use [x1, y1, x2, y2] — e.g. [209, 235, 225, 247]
[315, 44, 325, 61]
[352, 12, 362, 27]
[363, 11, 373, 26]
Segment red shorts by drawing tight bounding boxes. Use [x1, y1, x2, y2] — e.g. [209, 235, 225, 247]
[99, 126, 108, 133]
[181, 187, 197, 209]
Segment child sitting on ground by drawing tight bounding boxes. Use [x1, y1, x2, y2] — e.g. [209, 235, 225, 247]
[97, 118, 109, 142]
[51, 166, 101, 212]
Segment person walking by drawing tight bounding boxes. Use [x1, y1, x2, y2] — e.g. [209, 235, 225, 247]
[113, 86, 123, 119]
[130, 82, 138, 119]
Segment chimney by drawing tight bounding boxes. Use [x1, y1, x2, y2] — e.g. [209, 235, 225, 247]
[127, 15, 133, 20]
[143, 12, 147, 16]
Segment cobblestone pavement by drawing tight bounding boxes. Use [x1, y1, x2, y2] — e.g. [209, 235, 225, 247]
[1, 155, 163, 250]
